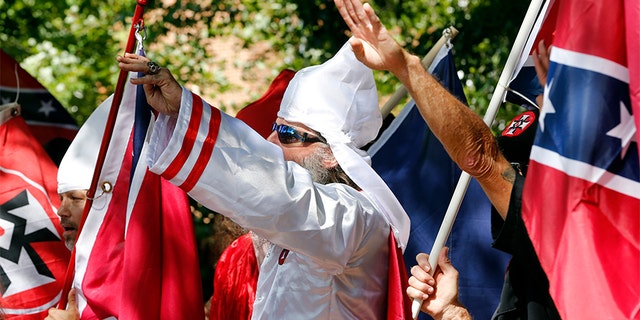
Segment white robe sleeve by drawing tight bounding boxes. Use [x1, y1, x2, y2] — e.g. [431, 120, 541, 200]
[147, 89, 387, 272]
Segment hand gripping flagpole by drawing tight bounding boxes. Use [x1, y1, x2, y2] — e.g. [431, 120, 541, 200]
[57, 0, 148, 309]
[410, 0, 547, 318]
[380, 26, 459, 118]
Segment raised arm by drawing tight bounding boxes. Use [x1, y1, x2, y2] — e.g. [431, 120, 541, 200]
[335, 0, 513, 216]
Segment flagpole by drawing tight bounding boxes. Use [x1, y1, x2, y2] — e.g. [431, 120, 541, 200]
[380, 27, 459, 118]
[57, 0, 148, 309]
[410, 0, 547, 318]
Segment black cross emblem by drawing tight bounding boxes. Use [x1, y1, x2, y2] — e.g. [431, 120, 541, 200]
[0, 190, 60, 295]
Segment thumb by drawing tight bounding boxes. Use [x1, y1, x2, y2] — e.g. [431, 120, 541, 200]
[415, 252, 432, 273]
[67, 288, 78, 312]
[437, 247, 455, 274]
[348, 38, 366, 61]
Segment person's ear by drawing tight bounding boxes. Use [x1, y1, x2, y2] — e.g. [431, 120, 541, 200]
[322, 156, 339, 169]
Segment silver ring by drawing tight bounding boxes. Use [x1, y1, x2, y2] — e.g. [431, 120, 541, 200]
[147, 61, 161, 75]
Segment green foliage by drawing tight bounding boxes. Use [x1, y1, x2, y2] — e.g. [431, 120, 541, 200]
[1, 0, 531, 129]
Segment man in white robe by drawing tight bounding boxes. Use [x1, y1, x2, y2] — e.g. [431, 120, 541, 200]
[118, 41, 410, 319]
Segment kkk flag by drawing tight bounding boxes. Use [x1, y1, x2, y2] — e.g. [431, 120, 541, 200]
[66, 60, 204, 318]
[0, 49, 78, 165]
[0, 104, 71, 318]
[370, 45, 511, 320]
[522, 0, 640, 318]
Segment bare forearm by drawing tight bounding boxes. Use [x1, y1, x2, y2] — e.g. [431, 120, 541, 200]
[391, 53, 513, 216]
[393, 54, 494, 174]
[435, 303, 472, 320]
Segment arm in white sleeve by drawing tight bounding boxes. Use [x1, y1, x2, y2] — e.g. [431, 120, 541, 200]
[147, 89, 386, 271]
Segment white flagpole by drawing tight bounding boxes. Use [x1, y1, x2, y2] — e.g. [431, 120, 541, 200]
[411, 0, 547, 318]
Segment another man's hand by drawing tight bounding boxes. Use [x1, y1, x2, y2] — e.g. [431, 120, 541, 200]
[334, 0, 409, 76]
[46, 288, 80, 320]
[407, 247, 471, 320]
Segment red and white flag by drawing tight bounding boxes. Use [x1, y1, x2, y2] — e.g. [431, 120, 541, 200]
[522, 0, 640, 318]
[67, 73, 204, 319]
[0, 104, 70, 318]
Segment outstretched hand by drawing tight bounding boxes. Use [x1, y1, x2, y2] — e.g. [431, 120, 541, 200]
[334, 0, 408, 75]
[117, 53, 182, 115]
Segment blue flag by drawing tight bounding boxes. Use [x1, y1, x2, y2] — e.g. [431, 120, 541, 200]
[370, 46, 510, 320]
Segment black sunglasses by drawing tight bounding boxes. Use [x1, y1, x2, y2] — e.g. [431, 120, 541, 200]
[272, 123, 327, 145]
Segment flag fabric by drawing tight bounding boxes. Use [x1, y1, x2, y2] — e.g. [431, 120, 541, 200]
[628, 0, 640, 152]
[70, 64, 204, 318]
[369, 45, 511, 320]
[235, 69, 296, 138]
[522, 0, 640, 318]
[0, 50, 78, 164]
[209, 233, 258, 320]
[0, 104, 71, 318]
[385, 228, 412, 319]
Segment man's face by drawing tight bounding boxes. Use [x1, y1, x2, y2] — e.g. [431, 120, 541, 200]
[267, 118, 328, 162]
[267, 118, 337, 183]
[57, 189, 87, 250]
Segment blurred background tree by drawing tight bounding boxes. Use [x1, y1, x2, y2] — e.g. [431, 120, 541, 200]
[1, 0, 530, 300]
[1, 0, 529, 127]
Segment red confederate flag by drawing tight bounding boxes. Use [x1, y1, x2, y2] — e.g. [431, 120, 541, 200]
[522, 0, 640, 318]
[0, 50, 78, 159]
[0, 104, 71, 318]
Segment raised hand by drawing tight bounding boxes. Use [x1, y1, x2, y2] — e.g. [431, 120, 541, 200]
[334, 0, 408, 75]
[117, 53, 182, 115]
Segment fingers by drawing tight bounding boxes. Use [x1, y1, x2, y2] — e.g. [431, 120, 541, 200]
[363, 3, 381, 31]
[335, 0, 372, 36]
[407, 277, 432, 301]
[533, 40, 551, 86]
[537, 40, 551, 68]
[407, 252, 436, 300]
[117, 53, 162, 77]
[407, 268, 434, 301]
[128, 71, 164, 85]
[335, 0, 356, 32]
[117, 53, 152, 74]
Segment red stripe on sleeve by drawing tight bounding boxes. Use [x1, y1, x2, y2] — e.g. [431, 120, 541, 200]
[163, 93, 204, 180]
[180, 107, 221, 192]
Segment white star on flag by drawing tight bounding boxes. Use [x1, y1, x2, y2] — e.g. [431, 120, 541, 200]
[606, 101, 637, 159]
[37, 100, 56, 117]
[539, 77, 555, 132]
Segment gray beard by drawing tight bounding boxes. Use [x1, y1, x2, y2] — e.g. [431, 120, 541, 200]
[65, 238, 75, 251]
[301, 146, 333, 184]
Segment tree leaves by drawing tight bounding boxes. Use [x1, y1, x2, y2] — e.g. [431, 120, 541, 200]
[1, 0, 528, 129]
